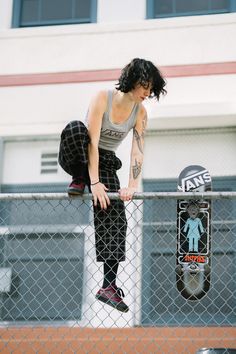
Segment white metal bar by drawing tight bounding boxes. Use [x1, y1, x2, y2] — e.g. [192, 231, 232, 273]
[0, 191, 236, 201]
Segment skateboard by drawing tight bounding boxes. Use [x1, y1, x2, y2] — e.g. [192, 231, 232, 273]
[176, 165, 212, 300]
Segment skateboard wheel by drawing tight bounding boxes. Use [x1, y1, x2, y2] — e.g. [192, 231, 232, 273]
[205, 264, 211, 275]
[176, 265, 182, 275]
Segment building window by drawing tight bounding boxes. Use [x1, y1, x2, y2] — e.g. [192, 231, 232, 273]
[0, 183, 90, 323]
[12, 0, 97, 28]
[1, 231, 85, 322]
[147, 0, 236, 19]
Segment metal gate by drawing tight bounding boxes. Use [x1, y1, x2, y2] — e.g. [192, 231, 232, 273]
[0, 192, 235, 354]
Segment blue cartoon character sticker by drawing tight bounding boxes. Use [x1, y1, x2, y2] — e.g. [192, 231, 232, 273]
[184, 203, 204, 253]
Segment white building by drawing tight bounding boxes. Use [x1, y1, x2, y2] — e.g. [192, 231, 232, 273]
[0, 0, 236, 331]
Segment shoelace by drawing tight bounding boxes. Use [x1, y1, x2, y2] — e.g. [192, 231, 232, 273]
[114, 287, 125, 299]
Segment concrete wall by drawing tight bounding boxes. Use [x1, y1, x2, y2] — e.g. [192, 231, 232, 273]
[1, 13, 236, 74]
[0, 8, 236, 184]
[0, 7, 235, 205]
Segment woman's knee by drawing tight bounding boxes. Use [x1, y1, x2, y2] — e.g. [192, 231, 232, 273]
[64, 120, 87, 135]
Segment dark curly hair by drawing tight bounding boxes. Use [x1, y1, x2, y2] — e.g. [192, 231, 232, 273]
[116, 58, 167, 100]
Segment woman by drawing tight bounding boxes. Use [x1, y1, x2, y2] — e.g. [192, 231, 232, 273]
[59, 58, 166, 313]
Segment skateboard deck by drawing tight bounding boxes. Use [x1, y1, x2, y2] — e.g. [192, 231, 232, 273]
[176, 165, 212, 300]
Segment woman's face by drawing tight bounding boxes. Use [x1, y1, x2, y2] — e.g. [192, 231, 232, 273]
[187, 204, 199, 219]
[130, 83, 152, 103]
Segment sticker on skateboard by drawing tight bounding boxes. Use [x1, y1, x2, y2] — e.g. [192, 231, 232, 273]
[176, 165, 212, 300]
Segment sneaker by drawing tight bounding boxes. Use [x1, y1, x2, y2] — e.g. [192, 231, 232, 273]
[67, 178, 85, 196]
[95, 284, 129, 313]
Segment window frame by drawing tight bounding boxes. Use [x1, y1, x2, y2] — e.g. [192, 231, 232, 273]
[12, 0, 97, 28]
[146, 0, 236, 19]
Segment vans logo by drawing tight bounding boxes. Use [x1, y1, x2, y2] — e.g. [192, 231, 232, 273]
[180, 170, 211, 192]
[102, 129, 125, 139]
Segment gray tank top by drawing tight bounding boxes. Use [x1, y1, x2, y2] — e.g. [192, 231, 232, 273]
[98, 90, 139, 151]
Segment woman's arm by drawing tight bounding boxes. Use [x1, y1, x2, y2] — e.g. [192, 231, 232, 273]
[87, 90, 110, 209]
[119, 105, 147, 201]
[129, 106, 147, 188]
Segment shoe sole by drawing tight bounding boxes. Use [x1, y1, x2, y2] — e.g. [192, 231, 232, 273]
[67, 189, 84, 197]
[95, 294, 129, 313]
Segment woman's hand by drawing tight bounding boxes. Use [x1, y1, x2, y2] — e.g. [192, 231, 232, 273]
[91, 182, 110, 209]
[118, 187, 137, 202]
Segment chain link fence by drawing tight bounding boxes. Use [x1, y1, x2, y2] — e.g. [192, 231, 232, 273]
[0, 192, 235, 354]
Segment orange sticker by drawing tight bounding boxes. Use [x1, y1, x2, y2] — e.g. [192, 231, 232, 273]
[184, 255, 206, 263]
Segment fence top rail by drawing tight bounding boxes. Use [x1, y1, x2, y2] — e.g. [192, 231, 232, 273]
[0, 191, 236, 201]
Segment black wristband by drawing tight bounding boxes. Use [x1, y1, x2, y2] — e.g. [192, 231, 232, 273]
[91, 180, 100, 186]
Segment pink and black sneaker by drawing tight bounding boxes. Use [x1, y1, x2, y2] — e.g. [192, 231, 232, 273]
[95, 284, 129, 313]
[67, 178, 86, 196]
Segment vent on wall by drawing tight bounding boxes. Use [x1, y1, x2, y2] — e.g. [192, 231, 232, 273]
[40, 152, 58, 174]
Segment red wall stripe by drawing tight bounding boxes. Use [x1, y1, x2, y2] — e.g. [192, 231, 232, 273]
[0, 62, 236, 87]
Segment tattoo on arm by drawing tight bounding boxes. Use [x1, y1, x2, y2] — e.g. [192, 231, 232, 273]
[131, 113, 146, 180]
[142, 114, 147, 138]
[133, 113, 147, 154]
[134, 129, 143, 154]
[132, 159, 142, 179]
